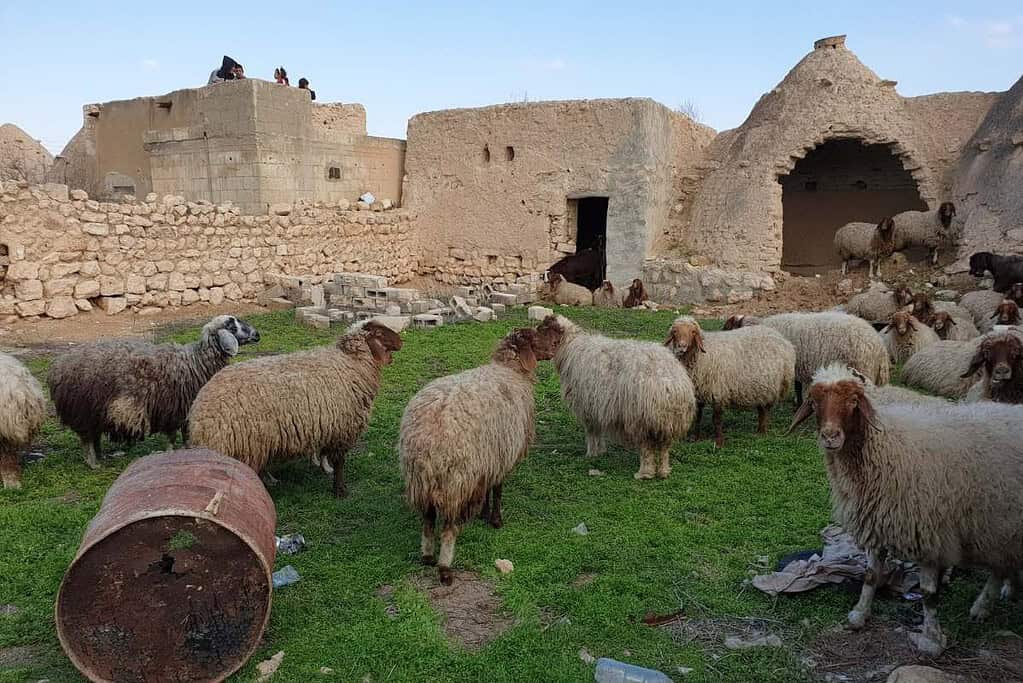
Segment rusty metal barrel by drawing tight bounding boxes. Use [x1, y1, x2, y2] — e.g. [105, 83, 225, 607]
[56, 448, 277, 683]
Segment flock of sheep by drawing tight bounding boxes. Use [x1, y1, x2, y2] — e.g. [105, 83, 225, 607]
[1, 241, 1022, 659]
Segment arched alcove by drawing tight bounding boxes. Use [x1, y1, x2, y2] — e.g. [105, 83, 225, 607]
[779, 139, 927, 274]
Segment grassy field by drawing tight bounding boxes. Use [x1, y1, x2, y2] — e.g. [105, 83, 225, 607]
[1, 308, 1019, 682]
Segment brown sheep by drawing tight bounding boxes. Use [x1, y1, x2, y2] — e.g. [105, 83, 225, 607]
[592, 280, 620, 307]
[963, 332, 1023, 404]
[992, 299, 1021, 327]
[623, 279, 648, 308]
[928, 311, 959, 340]
[910, 293, 935, 325]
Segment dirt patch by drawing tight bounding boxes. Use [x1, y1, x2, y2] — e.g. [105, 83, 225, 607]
[0, 645, 42, 669]
[807, 621, 1023, 682]
[572, 573, 598, 588]
[410, 570, 514, 650]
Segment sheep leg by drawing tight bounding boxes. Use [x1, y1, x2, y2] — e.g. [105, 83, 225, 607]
[756, 406, 770, 435]
[320, 454, 334, 475]
[261, 471, 279, 487]
[909, 565, 948, 656]
[690, 403, 704, 441]
[437, 523, 461, 585]
[712, 405, 725, 448]
[179, 424, 189, 446]
[841, 261, 847, 276]
[487, 484, 503, 528]
[585, 429, 605, 457]
[656, 448, 671, 479]
[969, 573, 1005, 622]
[633, 449, 656, 480]
[479, 489, 491, 522]
[82, 434, 101, 470]
[420, 506, 437, 566]
[848, 547, 887, 630]
[794, 381, 804, 408]
[0, 448, 21, 490]
[330, 451, 348, 498]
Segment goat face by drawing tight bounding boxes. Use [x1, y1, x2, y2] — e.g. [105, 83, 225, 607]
[664, 318, 705, 359]
[1010, 283, 1023, 305]
[969, 252, 994, 278]
[223, 315, 260, 345]
[886, 310, 917, 337]
[877, 217, 895, 239]
[363, 321, 403, 365]
[965, 334, 1023, 385]
[893, 286, 913, 308]
[789, 379, 878, 453]
[929, 311, 956, 339]
[994, 300, 1021, 326]
[939, 202, 956, 228]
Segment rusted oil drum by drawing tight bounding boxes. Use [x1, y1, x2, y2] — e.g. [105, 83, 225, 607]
[55, 448, 277, 683]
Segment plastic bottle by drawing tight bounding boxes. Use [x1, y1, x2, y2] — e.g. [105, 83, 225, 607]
[594, 658, 674, 683]
[271, 565, 301, 588]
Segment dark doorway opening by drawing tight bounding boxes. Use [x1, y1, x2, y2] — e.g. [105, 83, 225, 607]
[780, 139, 927, 275]
[571, 196, 608, 281]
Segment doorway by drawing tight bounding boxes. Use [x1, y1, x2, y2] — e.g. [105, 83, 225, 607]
[568, 196, 608, 283]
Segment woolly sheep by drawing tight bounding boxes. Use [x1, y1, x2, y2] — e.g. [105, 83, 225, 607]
[927, 309, 979, 341]
[845, 365, 949, 407]
[901, 338, 983, 399]
[979, 299, 1021, 333]
[48, 315, 259, 468]
[880, 311, 940, 364]
[188, 321, 402, 497]
[722, 312, 890, 405]
[843, 284, 912, 323]
[960, 283, 1023, 329]
[789, 363, 1023, 655]
[537, 315, 695, 480]
[592, 280, 621, 308]
[664, 316, 794, 447]
[543, 273, 592, 306]
[399, 325, 562, 585]
[622, 279, 648, 308]
[0, 353, 47, 489]
[834, 217, 897, 278]
[962, 331, 1023, 404]
[891, 202, 957, 265]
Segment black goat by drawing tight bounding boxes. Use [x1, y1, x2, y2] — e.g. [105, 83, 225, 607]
[969, 252, 1023, 294]
[546, 244, 604, 292]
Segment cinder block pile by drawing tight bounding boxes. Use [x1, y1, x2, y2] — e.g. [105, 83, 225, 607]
[274, 273, 540, 332]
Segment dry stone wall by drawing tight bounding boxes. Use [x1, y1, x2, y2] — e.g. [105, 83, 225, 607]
[0, 181, 417, 320]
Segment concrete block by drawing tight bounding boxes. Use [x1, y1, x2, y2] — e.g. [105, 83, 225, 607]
[491, 303, 506, 316]
[304, 313, 331, 330]
[428, 307, 458, 323]
[354, 274, 387, 289]
[328, 309, 355, 323]
[406, 300, 433, 314]
[384, 304, 402, 316]
[454, 286, 477, 298]
[490, 292, 518, 307]
[310, 285, 326, 308]
[473, 307, 494, 322]
[267, 297, 294, 311]
[413, 314, 444, 328]
[368, 315, 411, 333]
[528, 305, 554, 321]
[366, 288, 388, 299]
[450, 296, 473, 319]
[382, 287, 418, 301]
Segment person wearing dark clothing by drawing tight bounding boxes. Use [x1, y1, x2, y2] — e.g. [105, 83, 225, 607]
[208, 56, 244, 85]
[298, 78, 316, 100]
[275, 67, 289, 85]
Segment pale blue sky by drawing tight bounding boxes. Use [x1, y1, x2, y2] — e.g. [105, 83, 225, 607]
[1, 1, 1020, 154]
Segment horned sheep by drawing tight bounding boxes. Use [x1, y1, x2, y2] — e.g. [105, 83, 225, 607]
[789, 363, 1023, 655]
[399, 325, 562, 585]
[722, 312, 890, 405]
[188, 321, 401, 498]
[892, 202, 957, 265]
[538, 315, 695, 480]
[664, 316, 794, 447]
[833, 217, 897, 278]
[0, 353, 47, 489]
[880, 311, 939, 364]
[48, 315, 259, 468]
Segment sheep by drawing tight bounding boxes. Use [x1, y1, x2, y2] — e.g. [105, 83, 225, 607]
[962, 331, 1023, 404]
[845, 365, 949, 407]
[722, 312, 890, 405]
[960, 283, 1023, 328]
[892, 202, 957, 265]
[592, 280, 620, 308]
[968, 252, 1023, 294]
[928, 310, 980, 341]
[843, 284, 913, 323]
[187, 321, 401, 498]
[546, 246, 604, 291]
[622, 279, 649, 308]
[908, 292, 935, 325]
[880, 311, 940, 364]
[48, 315, 259, 468]
[834, 217, 897, 278]
[537, 314, 695, 480]
[542, 273, 592, 306]
[901, 338, 984, 399]
[976, 299, 1021, 334]
[664, 316, 794, 447]
[399, 325, 563, 585]
[0, 353, 47, 489]
[788, 363, 1023, 655]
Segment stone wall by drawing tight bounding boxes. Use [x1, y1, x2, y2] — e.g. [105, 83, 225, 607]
[0, 181, 417, 320]
[0, 124, 53, 184]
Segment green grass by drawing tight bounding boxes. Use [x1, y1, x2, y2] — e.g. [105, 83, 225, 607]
[1, 308, 1019, 682]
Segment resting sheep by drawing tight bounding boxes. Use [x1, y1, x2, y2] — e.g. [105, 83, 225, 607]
[834, 217, 897, 278]
[880, 311, 939, 364]
[901, 338, 983, 399]
[960, 283, 1023, 329]
[188, 321, 401, 497]
[962, 331, 1023, 404]
[546, 247, 604, 291]
[592, 280, 620, 308]
[928, 310, 979, 341]
[538, 315, 695, 480]
[845, 366, 949, 407]
[48, 315, 259, 468]
[723, 312, 890, 405]
[543, 273, 592, 306]
[892, 202, 956, 265]
[789, 363, 1023, 655]
[399, 325, 562, 585]
[843, 284, 912, 323]
[664, 316, 794, 447]
[622, 279, 649, 308]
[977, 299, 1021, 334]
[968, 252, 1023, 294]
[0, 353, 47, 489]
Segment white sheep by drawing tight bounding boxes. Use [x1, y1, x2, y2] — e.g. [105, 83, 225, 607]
[537, 315, 695, 480]
[960, 289, 1009, 328]
[843, 284, 913, 323]
[543, 273, 593, 306]
[592, 280, 620, 308]
[845, 365, 950, 407]
[891, 202, 957, 265]
[927, 304, 980, 341]
[0, 353, 47, 489]
[789, 363, 1023, 655]
[664, 316, 794, 447]
[901, 338, 983, 399]
[880, 311, 940, 364]
[834, 217, 897, 278]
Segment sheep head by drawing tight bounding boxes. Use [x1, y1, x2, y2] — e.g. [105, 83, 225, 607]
[664, 316, 705, 362]
[1010, 282, 1023, 305]
[876, 217, 895, 240]
[929, 311, 957, 339]
[893, 286, 913, 308]
[992, 300, 1021, 326]
[963, 332, 1023, 385]
[536, 314, 577, 349]
[883, 310, 919, 337]
[202, 315, 260, 357]
[939, 202, 956, 228]
[722, 314, 745, 331]
[969, 252, 994, 278]
[339, 321, 402, 365]
[598, 280, 615, 296]
[623, 279, 647, 308]
[910, 294, 934, 324]
[788, 365, 880, 453]
[542, 273, 565, 299]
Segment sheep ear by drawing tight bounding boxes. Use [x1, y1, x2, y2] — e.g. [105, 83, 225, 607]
[961, 350, 985, 379]
[516, 342, 538, 374]
[949, 318, 957, 326]
[696, 329, 707, 353]
[786, 400, 814, 434]
[216, 329, 240, 356]
[908, 318, 917, 330]
[858, 396, 881, 432]
[368, 336, 393, 365]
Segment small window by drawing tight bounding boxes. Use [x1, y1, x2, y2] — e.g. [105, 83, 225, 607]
[328, 166, 341, 180]
[157, 101, 172, 110]
[483, 145, 491, 163]
[505, 146, 515, 161]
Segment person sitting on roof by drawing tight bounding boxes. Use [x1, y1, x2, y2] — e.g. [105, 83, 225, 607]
[208, 56, 244, 85]
[298, 78, 316, 101]
[274, 67, 290, 85]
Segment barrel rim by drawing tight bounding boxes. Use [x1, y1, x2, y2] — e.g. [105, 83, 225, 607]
[55, 508, 274, 683]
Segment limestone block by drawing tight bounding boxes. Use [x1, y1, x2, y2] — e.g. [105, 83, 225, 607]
[473, 307, 494, 322]
[46, 297, 78, 319]
[80, 261, 101, 277]
[74, 280, 100, 298]
[97, 296, 127, 315]
[126, 275, 147, 294]
[14, 279, 43, 301]
[44, 278, 76, 297]
[168, 272, 187, 291]
[145, 192, 158, 202]
[75, 299, 93, 312]
[181, 289, 200, 305]
[6, 261, 39, 281]
[50, 262, 81, 278]
[138, 306, 162, 316]
[223, 283, 243, 301]
[99, 276, 125, 296]
[70, 189, 88, 201]
[490, 292, 518, 307]
[209, 287, 226, 305]
[15, 299, 46, 317]
[79, 210, 106, 223]
[270, 203, 292, 216]
[268, 297, 295, 311]
[126, 293, 142, 306]
[528, 305, 554, 321]
[413, 314, 444, 328]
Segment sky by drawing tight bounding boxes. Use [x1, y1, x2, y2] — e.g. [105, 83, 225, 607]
[1, 1, 1021, 154]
